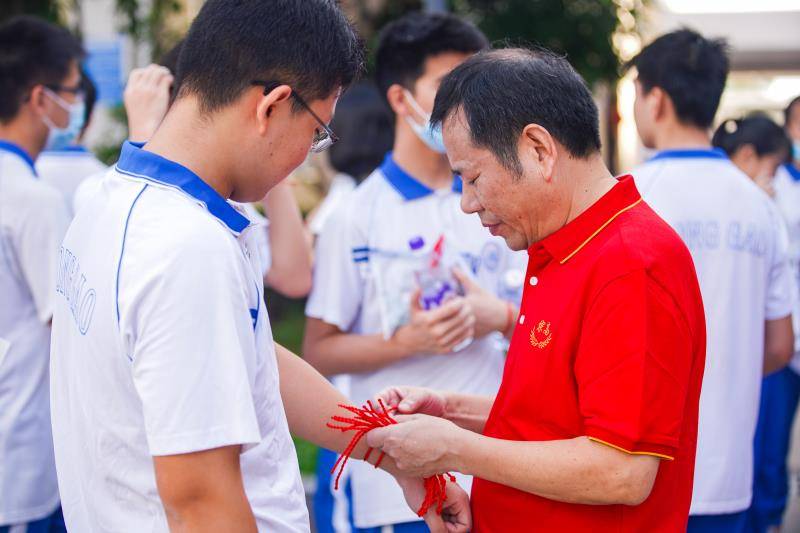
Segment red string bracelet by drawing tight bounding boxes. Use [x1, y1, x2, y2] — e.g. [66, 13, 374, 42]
[327, 399, 457, 517]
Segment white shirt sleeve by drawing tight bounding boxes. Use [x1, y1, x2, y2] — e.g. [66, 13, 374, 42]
[17, 186, 69, 323]
[305, 197, 365, 331]
[120, 228, 263, 456]
[766, 204, 796, 321]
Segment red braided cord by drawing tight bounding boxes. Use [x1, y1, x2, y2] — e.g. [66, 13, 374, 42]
[326, 400, 455, 517]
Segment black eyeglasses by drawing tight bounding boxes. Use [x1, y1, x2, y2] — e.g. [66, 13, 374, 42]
[251, 80, 338, 153]
[46, 83, 85, 99]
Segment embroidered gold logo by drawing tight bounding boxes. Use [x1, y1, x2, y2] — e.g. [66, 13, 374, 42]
[530, 320, 552, 349]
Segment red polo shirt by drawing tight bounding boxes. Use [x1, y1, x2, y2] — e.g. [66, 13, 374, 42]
[471, 176, 706, 532]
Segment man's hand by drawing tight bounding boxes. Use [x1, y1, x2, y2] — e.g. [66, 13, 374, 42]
[396, 476, 471, 533]
[393, 290, 475, 354]
[452, 268, 511, 338]
[124, 64, 174, 142]
[378, 385, 448, 417]
[367, 414, 465, 478]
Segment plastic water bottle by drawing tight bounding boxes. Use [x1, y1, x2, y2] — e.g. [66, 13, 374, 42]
[408, 235, 472, 351]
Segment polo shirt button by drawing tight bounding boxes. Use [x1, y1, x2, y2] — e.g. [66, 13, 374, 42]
[529, 276, 539, 286]
[519, 315, 525, 325]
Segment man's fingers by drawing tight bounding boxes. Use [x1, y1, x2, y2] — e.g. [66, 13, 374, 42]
[365, 425, 392, 448]
[426, 297, 464, 323]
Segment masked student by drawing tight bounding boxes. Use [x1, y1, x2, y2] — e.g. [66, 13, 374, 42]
[48, 1, 472, 532]
[36, 71, 107, 217]
[304, 12, 526, 533]
[630, 30, 795, 533]
[0, 16, 83, 533]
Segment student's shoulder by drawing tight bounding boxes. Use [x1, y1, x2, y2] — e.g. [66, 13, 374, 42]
[6, 170, 67, 214]
[126, 184, 242, 262]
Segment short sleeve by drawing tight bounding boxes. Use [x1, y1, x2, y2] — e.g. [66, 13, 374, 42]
[305, 198, 365, 331]
[765, 206, 795, 321]
[575, 270, 695, 460]
[17, 187, 70, 323]
[120, 229, 262, 456]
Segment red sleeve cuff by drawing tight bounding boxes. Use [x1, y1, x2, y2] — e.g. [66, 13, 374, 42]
[585, 425, 677, 461]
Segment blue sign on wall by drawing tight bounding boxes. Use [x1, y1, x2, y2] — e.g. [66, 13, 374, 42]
[84, 40, 123, 105]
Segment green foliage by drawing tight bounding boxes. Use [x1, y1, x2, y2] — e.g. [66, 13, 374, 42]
[0, 0, 61, 24]
[450, 0, 639, 85]
[115, 0, 183, 59]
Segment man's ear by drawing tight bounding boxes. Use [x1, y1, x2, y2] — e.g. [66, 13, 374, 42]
[520, 123, 557, 182]
[651, 87, 670, 123]
[255, 84, 293, 135]
[386, 84, 410, 118]
[28, 85, 49, 117]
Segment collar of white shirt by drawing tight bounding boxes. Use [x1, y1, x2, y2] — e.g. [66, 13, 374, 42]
[0, 140, 38, 176]
[647, 147, 728, 163]
[380, 151, 462, 200]
[115, 140, 250, 235]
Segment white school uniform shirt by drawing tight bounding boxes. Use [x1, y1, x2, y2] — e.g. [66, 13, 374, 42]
[633, 148, 795, 515]
[36, 146, 107, 217]
[0, 141, 68, 525]
[773, 163, 800, 372]
[306, 153, 526, 529]
[50, 141, 308, 532]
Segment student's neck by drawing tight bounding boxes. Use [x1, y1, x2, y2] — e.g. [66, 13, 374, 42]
[145, 103, 236, 199]
[392, 128, 453, 190]
[652, 121, 711, 151]
[0, 118, 44, 161]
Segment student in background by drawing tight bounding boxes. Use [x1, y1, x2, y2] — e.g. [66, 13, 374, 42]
[308, 80, 394, 533]
[304, 12, 524, 533]
[745, 98, 800, 533]
[307, 81, 394, 238]
[630, 29, 795, 533]
[36, 70, 107, 215]
[0, 15, 83, 533]
[712, 115, 791, 197]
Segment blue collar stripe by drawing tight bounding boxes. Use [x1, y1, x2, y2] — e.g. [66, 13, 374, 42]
[115, 141, 250, 234]
[648, 148, 729, 162]
[379, 152, 461, 200]
[784, 163, 800, 182]
[0, 140, 37, 176]
[45, 145, 90, 154]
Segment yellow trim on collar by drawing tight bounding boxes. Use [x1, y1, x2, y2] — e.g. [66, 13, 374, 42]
[560, 198, 644, 264]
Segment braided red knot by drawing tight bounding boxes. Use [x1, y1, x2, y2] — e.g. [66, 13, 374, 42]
[326, 399, 457, 517]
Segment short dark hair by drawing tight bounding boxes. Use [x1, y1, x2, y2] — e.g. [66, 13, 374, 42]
[175, 0, 364, 114]
[375, 11, 488, 102]
[80, 69, 97, 137]
[712, 114, 791, 161]
[329, 82, 393, 182]
[785, 95, 800, 127]
[431, 48, 602, 174]
[0, 16, 84, 122]
[629, 29, 729, 129]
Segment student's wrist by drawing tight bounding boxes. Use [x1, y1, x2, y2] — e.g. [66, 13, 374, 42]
[391, 324, 424, 358]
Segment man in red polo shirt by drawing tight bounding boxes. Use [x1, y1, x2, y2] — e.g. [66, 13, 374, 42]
[366, 47, 706, 532]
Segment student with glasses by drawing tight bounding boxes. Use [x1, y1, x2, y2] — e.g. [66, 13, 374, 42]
[48, 1, 470, 532]
[0, 15, 83, 533]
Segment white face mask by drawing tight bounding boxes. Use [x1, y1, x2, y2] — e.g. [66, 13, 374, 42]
[41, 87, 85, 151]
[403, 89, 446, 154]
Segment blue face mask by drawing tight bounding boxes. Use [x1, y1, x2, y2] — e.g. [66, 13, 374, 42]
[793, 141, 800, 162]
[403, 90, 446, 154]
[42, 88, 85, 151]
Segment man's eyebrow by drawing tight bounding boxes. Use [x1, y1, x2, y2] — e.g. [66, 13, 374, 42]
[451, 167, 463, 175]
